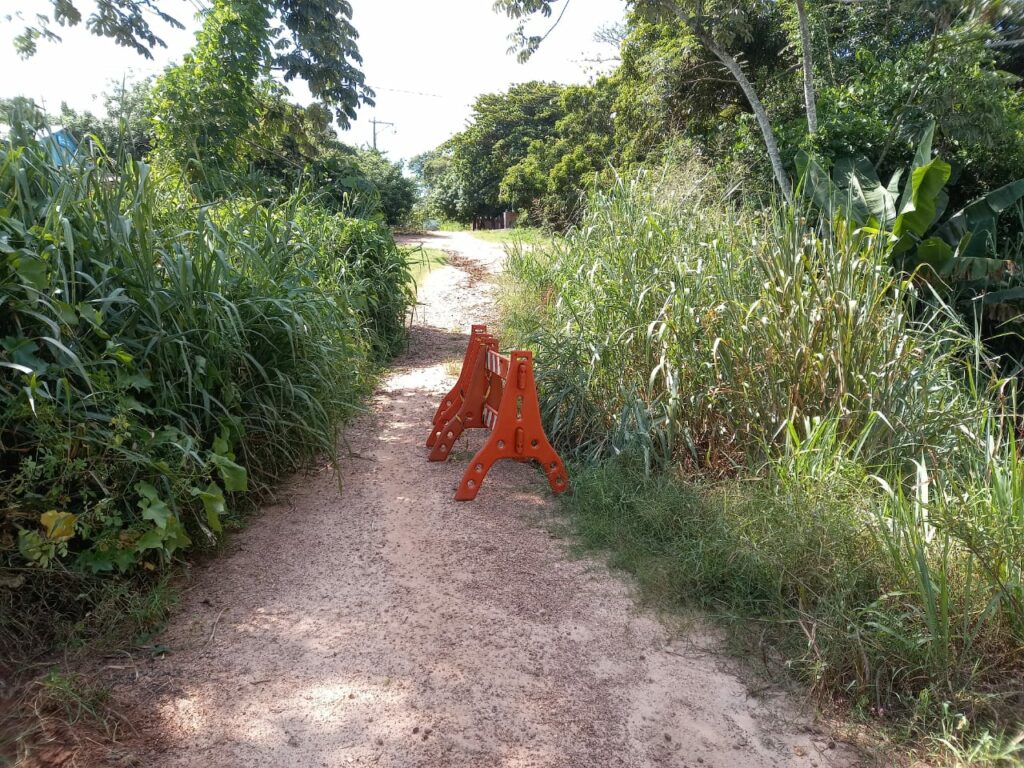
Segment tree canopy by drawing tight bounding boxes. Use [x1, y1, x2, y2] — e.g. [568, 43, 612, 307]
[11, 0, 373, 126]
[456, 0, 1024, 223]
[415, 82, 566, 223]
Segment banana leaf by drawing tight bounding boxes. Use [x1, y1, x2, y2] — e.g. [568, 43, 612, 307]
[892, 158, 952, 245]
[934, 179, 1024, 258]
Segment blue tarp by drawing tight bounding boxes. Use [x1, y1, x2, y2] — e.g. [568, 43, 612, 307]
[36, 127, 79, 166]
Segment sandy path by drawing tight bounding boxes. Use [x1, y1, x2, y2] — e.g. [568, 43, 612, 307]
[100, 231, 858, 768]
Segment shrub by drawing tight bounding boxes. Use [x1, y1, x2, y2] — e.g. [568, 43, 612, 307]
[504, 170, 984, 471]
[502, 167, 1024, 749]
[0, 130, 412, 655]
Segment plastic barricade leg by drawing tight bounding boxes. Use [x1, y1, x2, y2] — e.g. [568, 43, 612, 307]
[426, 324, 489, 448]
[455, 350, 568, 501]
[427, 335, 501, 462]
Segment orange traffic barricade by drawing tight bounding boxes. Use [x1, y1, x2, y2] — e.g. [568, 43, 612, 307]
[426, 325, 569, 501]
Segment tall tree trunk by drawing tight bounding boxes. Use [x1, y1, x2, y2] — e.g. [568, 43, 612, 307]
[795, 0, 818, 134]
[692, 26, 793, 202]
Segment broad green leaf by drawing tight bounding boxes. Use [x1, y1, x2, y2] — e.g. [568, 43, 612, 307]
[79, 544, 136, 574]
[897, 121, 936, 216]
[105, 342, 133, 364]
[136, 481, 171, 528]
[982, 178, 1024, 213]
[126, 373, 153, 390]
[213, 433, 231, 457]
[1, 337, 47, 374]
[121, 396, 152, 414]
[982, 286, 1024, 304]
[912, 237, 954, 273]
[886, 168, 904, 199]
[135, 526, 167, 552]
[7, 252, 49, 290]
[833, 155, 885, 224]
[18, 530, 54, 567]
[936, 179, 1024, 258]
[193, 482, 225, 533]
[911, 121, 935, 170]
[211, 453, 248, 492]
[943, 257, 1014, 282]
[163, 516, 192, 555]
[52, 300, 78, 326]
[894, 158, 951, 239]
[77, 547, 117, 573]
[797, 151, 849, 222]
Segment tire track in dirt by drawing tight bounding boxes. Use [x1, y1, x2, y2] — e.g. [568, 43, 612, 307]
[95, 231, 860, 768]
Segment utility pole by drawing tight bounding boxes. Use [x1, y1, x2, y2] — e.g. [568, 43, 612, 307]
[370, 117, 395, 151]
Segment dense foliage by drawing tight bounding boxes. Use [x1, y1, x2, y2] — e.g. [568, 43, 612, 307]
[0, 126, 412, 656]
[501, 171, 1024, 761]
[15, 0, 373, 126]
[57, 80, 155, 162]
[424, 0, 1024, 232]
[414, 82, 566, 223]
[0, 0, 414, 665]
[486, 3, 1024, 759]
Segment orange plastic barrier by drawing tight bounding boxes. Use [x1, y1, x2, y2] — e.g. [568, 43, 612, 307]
[426, 325, 569, 501]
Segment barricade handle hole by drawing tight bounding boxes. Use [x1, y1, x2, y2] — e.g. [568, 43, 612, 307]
[475, 463, 483, 472]
[447, 431, 454, 438]
[549, 462, 557, 470]
[556, 477, 565, 486]
[440, 445, 448, 453]
[531, 439, 539, 448]
[497, 440, 506, 449]
[468, 480, 476, 488]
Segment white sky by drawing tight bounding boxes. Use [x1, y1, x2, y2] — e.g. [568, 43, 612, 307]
[0, 0, 624, 163]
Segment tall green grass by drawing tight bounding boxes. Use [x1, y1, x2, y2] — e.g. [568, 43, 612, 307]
[0, 126, 412, 656]
[502, 169, 1024, 760]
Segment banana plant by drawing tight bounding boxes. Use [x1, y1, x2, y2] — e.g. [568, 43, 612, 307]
[796, 122, 1024, 293]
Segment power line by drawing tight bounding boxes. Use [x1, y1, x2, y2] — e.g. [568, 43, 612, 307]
[367, 84, 447, 100]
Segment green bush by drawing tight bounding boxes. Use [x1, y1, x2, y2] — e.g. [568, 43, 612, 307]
[502, 168, 1024, 754]
[0, 132, 411, 654]
[504, 170, 983, 470]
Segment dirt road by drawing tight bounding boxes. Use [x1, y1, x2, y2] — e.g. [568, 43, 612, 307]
[101, 231, 857, 767]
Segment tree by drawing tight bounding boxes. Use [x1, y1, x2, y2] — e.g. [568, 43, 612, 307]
[794, 0, 817, 134]
[247, 90, 369, 211]
[353, 149, 417, 225]
[9, 0, 373, 126]
[409, 148, 460, 222]
[611, 4, 790, 183]
[501, 78, 618, 227]
[0, 97, 48, 130]
[148, 0, 270, 186]
[424, 82, 566, 223]
[495, 0, 802, 201]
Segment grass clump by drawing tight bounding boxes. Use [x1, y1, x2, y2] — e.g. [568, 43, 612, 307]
[472, 227, 551, 248]
[501, 168, 1024, 762]
[0, 126, 413, 662]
